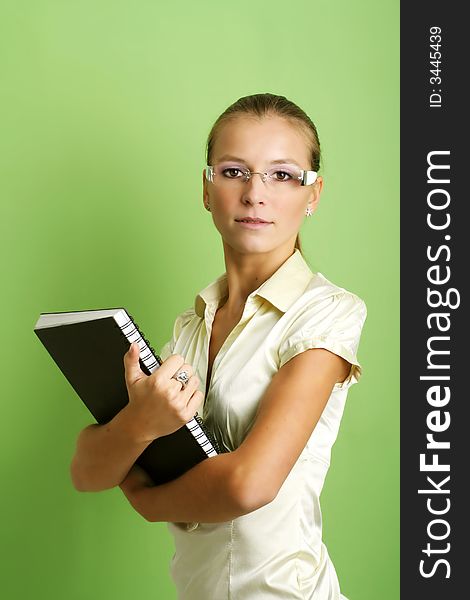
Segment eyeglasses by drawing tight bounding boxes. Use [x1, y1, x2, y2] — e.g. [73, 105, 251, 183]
[205, 162, 318, 192]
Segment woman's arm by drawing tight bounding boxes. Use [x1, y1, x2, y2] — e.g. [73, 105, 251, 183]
[70, 345, 203, 492]
[70, 404, 155, 492]
[119, 347, 350, 522]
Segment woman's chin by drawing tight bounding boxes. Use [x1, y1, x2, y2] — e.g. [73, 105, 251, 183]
[223, 238, 284, 257]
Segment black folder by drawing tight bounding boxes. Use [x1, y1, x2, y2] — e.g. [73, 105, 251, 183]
[34, 308, 219, 485]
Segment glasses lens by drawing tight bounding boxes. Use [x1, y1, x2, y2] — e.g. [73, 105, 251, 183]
[213, 163, 248, 183]
[266, 165, 302, 186]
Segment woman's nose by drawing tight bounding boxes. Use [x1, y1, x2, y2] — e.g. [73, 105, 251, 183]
[241, 173, 268, 204]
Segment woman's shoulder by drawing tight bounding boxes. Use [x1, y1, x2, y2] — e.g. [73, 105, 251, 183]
[275, 272, 367, 356]
[172, 306, 198, 333]
[278, 273, 367, 377]
[298, 271, 367, 318]
[158, 306, 198, 361]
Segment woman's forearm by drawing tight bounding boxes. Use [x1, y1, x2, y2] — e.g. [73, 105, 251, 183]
[120, 448, 273, 523]
[70, 404, 151, 492]
[70, 346, 204, 493]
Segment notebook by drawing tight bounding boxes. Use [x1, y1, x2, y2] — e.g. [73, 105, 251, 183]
[34, 308, 220, 485]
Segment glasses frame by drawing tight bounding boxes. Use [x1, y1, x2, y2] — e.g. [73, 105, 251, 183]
[205, 165, 318, 187]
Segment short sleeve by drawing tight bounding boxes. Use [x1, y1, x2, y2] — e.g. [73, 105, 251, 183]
[278, 292, 367, 389]
[157, 307, 195, 362]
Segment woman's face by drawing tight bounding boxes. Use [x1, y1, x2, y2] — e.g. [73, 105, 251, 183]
[203, 115, 322, 257]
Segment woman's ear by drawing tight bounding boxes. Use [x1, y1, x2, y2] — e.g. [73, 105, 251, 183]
[202, 168, 211, 211]
[307, 176, 323, 214]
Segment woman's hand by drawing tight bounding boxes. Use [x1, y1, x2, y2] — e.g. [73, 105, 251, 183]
[123, 343, 203, 444]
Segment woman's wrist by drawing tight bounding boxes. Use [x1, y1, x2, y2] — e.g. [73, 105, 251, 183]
[117, 402, 157, 447]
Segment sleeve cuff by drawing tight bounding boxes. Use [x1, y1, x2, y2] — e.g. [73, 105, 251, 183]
[279, 337, 362, 390]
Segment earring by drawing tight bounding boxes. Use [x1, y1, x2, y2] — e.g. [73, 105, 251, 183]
[305, 207, 313, 217]
[205, 204, 211, 212]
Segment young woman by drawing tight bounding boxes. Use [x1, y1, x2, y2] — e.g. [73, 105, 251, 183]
[71, 93, 367, 599]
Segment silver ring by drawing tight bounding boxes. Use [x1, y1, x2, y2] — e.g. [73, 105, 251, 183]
[172, 369, 190, 389]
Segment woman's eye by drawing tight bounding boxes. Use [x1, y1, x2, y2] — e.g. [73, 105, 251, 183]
[222, 168, 243, 178]
[274, 170, 293, 181]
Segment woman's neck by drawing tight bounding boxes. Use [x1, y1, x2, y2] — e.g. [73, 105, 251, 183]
[220, 242, 296, 317]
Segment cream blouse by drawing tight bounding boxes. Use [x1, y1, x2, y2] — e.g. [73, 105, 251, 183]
[158, 249, 367, 600]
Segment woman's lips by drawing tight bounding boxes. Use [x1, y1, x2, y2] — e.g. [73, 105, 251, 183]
[235, 218, 272, 229]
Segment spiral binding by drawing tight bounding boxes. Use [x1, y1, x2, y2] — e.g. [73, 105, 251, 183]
[128, 314, 163, 368]
[116, 310, 218, 457]
[194, 414, 221, 454]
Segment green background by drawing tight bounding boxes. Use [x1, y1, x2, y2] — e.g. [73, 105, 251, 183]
[0, 1, 399, 598]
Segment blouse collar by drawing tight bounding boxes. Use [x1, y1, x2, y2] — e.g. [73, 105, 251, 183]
[194, 249, 315, 317]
